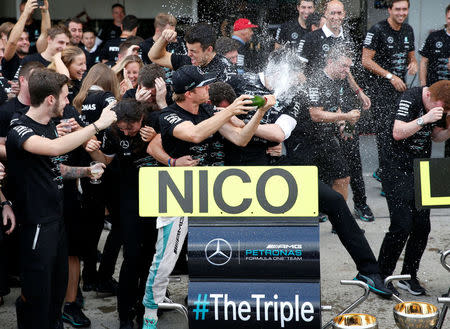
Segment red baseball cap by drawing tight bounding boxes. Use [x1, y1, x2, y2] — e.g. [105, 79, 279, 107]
[233, 18, 258, 31]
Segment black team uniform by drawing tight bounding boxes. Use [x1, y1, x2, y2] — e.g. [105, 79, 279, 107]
[101, 110, 160, 327]
[140, 37, 187, 65]
[7, 114, 67, 329]
[2, 54, 23, 80]
[298, 24, 355, 77]
[11, 53, 52, 82]
[161, 102, 225, 166]
[100, 37, 127, 63]
[78, 89, 119, 290]
[170, 53, 236, 82]
[419, 28, 450, 156]
[304, 70, 349, 184]
[419, 29, 450, 85]
[363, 19, 415, 171]
[98, 24, 122, 43]
[228, 72, 288, 165]
[378, 87, 436, 294]
[275, 20, 310, 53]
[0, 97, 28, 138]
[299, 24, 371, 217]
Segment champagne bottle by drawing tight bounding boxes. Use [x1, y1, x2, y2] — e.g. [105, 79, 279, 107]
[251, 95, 266, 108]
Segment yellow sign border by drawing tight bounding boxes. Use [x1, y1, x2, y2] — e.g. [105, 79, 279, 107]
[419, 161, 450, 206]
[139, 166, 318, 217]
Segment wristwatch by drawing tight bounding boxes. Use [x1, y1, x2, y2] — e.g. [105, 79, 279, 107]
[385, 73, 393, 80]
[1, 200, 12, 207]
[417, 117, 425, 127]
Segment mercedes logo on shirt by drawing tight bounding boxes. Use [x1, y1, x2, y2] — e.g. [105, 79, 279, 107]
[205, 238, 232, 266]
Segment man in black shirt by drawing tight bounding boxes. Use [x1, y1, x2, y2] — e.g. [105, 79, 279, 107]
[1, 0, 33, 80]
[64, 17, 97, 70]
[362, 0, 417, 180]
[275, 0, 315, 52]
[98, 3, 126, 43]
[0, 61, 44, 160]
[305, 48, 360, 200]
[140, 13, 187, 65]
[378, 80, 450, 296]
[149, 22, 236, 83]
[100, 15, 139, 64]
[6, 68, 117, 329]
[419, 5, 450, 86]
[19, 25, 71, 77]
[418, 6, 450, 157]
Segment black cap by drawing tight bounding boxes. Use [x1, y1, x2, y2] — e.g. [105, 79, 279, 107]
[172, 65, 216, 94]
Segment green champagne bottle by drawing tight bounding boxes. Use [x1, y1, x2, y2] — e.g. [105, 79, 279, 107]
[251, 95, 266, 108]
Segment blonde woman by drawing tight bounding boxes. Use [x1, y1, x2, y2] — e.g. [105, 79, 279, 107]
[51, 45, 87, 103]
[113, 54, 143, 96]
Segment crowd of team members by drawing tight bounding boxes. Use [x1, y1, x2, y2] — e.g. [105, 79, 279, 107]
[0, 0, 449, 328]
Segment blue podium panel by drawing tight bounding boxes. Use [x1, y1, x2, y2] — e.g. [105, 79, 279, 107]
[188, 224, 320, 279]
[189, 281, 321, 329]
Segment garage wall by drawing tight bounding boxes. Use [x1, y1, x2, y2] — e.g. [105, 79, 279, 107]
[0, 0, 196, 20]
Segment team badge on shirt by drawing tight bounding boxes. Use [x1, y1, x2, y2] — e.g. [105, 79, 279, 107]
[322, 44, 330, 52]
[120, 140, 130, 149]
[436, 41, 443, 49]
[387, 36, 394, 43]
[291, 32, 299, 40]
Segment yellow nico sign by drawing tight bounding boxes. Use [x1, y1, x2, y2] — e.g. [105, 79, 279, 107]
[139, 166, 318, 217]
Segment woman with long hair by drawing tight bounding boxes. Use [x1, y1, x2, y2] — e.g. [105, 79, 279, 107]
[113, 54, 143, 96]
[50, 45, 87, 103]
[72, 63, 122, 297]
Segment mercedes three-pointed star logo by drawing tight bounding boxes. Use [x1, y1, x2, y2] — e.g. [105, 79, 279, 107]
[205, 238, 232, 266]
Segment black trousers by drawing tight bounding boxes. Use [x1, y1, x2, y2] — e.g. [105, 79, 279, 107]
[370, 82, 402, 176]
[117, 177, 158, 321]
[281, 154, 379, 275]
[318, 180, 380, 275]
[19, 220, 68, 329]
[340, 133, 367, 206]
[378, 169, 431, 278]
[80, 179, 106, 284]
[0, 238, 9, 297]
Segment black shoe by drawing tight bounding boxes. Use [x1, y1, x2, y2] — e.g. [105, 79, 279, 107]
[372, 169, 382, 182]
[75, 285, 84, 308]
[95, 278, 118, 296]
[15, 296, 29, 329]
[354, 273, 393, 298]
[354, 204, 375, 222]
[318, 213, 328, 223]
[62, 302, 91, 327]
[386, 282, 400, 297]
[397, 278, 426, 296]
[82, 280, 96, 292]
[120, 320, 134, 329]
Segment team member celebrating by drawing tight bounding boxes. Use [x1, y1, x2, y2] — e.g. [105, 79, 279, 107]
[275, 0, 315, 51]
[378, 80, 450, 296]
[362, 0, 417, 181]
[85, 99, 161, 329]
[142, 65, 275, 328]
[7, 68, 116, 329]
[149, 23, 236, 82]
